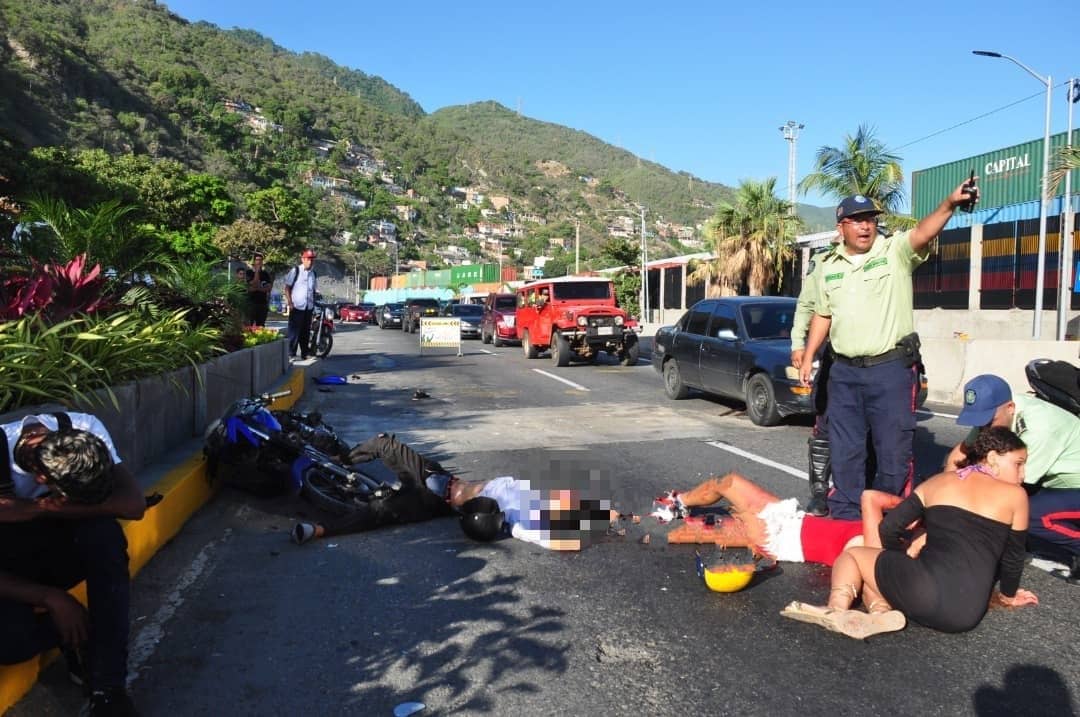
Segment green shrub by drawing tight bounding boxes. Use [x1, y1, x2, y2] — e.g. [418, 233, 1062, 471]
[0, 309, 221, 413]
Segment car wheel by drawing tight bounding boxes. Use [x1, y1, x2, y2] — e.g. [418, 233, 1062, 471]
[551, 332, 570, 367]
[663, 360, 689, 399]
[745, 373, 781, 426]
[619, 336, 640, 366]
[522, 330, 538, 359]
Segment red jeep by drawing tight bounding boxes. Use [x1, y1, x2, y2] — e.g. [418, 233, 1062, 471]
[515, 277, 639, 366]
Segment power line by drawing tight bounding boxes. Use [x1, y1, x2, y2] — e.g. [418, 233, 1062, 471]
[895, 80, 1072, 151]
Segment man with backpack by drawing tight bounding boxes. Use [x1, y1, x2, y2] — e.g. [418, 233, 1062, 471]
[945, 374, 1080, 585]
[284, 249, 318, 359]
[1, 412, 147, 715]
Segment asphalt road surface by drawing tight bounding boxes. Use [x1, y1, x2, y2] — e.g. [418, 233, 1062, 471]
[15, 321, 1080, 716]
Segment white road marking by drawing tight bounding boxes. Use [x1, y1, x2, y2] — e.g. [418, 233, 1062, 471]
[918, 409, 959, 419]
[705, 440, 808, 481]
[479, 348, 495, 355]
[531, 368, 590, 391]
[126, 529, 229, 686]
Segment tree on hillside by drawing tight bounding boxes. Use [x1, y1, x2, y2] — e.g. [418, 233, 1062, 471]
[244, 186, 312, 238]
[797, 124, 912, 230]
[688, 178, 797, 297]
[213, 218, 292, 270]
[599, 237, 639, 268]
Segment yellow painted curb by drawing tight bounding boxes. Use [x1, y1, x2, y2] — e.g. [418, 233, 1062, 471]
[0, 368, 306, 712]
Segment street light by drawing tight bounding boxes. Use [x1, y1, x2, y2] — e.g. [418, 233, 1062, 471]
[974, 49, 1053, 339]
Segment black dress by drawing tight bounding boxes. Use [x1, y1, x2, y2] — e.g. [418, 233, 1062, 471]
[874, 494, 1026, 633]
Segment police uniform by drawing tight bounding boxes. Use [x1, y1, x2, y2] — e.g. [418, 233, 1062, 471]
[793, 254, 833, 516]
[809, 226, 927, 519]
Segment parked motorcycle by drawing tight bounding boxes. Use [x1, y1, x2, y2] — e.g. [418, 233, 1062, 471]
[204, 391, 400, 506]
[308, 301, 335, 358]
[1026, 358, 1080, 415]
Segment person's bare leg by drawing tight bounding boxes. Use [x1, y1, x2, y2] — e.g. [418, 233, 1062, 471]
[667, 516, 753, 545]
[860, 490, 902, 549]
[679, 472, 779, 514]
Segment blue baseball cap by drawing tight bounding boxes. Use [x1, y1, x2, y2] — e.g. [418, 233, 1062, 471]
[836, 195, 883, 221]
[956, 374, 1013, 427]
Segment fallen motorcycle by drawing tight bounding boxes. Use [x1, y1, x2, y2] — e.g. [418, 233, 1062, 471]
[204, 391, 400, 508]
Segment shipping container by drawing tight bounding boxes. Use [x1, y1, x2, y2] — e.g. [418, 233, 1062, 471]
[913, 227, 970, 309]
[406, 270, 425, 288]
[370, 275, 389, 291]
[912, 129, 1080, 219]
[480, 263, 500, 283]
[390, 274, 407, 289]
[427, 269, 451, 287]
[451, 264, 486, 285]
[501, 266, 518, 282]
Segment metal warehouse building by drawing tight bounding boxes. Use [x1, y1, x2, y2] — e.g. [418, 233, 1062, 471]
[910, 130, 1078, 315]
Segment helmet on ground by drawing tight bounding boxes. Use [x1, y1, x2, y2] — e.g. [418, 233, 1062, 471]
[36, 429, 114, 504]
[696, 548, 755, 593]
[459, 496, 505, 542]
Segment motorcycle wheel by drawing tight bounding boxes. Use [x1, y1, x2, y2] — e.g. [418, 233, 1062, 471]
[315, 332, 333, 358]
[301, 466, 368, 515]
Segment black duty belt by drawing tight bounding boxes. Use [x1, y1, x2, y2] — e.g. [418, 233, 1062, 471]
[832, 346, 908, 368]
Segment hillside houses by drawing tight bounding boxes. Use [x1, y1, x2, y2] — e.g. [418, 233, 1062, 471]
[222, 99, 282, 134]
[302, 171, 366, 210]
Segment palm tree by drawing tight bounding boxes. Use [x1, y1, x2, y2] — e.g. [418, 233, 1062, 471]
[687, 178, 799, 297]
[1048, 145, 1080, 196]
[798, 124, 912, 230]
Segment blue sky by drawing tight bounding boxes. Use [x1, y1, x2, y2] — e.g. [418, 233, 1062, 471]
[165, 0, 1080, 211]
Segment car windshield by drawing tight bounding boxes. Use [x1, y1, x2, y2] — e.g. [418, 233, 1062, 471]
[451, 304, 483, 316]
[494, 296, 516, 310]
[741, 304, 795, 340]
[551, 282, 611, 300]
[359, 303, 374, 310]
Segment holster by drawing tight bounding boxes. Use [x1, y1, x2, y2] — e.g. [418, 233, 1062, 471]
[896, 332, 922, 368]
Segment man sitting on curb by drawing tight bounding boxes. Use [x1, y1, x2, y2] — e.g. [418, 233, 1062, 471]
[1, 413, 147, 716]
[945, 374, 1080, 585]
[651, 472, 923, 565]
[291, 434, 613, 551]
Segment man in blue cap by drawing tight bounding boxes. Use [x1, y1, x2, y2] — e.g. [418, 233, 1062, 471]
[946, 374, 1080, 584]
[799, 180, 977, 519]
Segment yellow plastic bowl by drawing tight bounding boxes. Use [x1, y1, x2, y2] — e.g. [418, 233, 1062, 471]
[703, 565, 755, 593]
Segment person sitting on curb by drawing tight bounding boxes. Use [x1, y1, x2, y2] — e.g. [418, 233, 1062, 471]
[781, 426, 1038, 640]
[290, 434, 614, 551]
[944, 374, 1080, 585]
[1, 414, 147, 717]
[651, 473, 920, 566]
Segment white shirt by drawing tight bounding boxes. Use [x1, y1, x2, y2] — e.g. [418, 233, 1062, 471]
[288, 266, 317, 310]
[2, 413, 122, 499]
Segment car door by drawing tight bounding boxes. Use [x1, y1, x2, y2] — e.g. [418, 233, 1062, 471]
[699, 302, 742, 397]
[668, 300, 713, 389]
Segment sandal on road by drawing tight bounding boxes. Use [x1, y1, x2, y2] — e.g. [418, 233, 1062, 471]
[780, 601, 905, 640]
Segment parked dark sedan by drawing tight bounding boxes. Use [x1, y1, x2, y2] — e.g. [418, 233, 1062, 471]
[376, 302, 404, 329]
[443, 303, 483, 339]
[652, 296, 811, 426]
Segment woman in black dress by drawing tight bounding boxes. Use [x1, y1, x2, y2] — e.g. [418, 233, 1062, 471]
[783, 426, 1039, 638]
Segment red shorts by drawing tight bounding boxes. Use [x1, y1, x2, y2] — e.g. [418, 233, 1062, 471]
[800, 515, 863, 566]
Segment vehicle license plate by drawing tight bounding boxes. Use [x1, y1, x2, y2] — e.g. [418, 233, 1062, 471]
[597, 326, 613, 335]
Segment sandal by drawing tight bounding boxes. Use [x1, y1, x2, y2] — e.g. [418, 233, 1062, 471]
[780, 602, 906, 640]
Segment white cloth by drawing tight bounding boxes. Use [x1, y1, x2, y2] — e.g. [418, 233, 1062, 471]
[757, 498, 806, 563]
[478, 476, 558, 548]
[2, 413, 122, 499]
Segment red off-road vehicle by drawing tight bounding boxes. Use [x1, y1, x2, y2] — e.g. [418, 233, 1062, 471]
[514, 277, 639, 366]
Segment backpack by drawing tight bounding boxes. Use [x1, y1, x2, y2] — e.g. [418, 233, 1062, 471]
[0, 412, 73, 497]
[284, 264, 317, 288]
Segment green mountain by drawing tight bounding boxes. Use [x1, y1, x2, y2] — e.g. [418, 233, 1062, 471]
[0, 0, 833, 261]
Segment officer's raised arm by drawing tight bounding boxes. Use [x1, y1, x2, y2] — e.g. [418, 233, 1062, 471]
[909, 179, 978, 254]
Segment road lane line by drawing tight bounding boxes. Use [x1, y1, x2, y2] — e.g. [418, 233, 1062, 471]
[705, 440, 808, 481]
[918, 409, 959, 419]
[532, 368, 590, 391]
[479, 348, 495, 354]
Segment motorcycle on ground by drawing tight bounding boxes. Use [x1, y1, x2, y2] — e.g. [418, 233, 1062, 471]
[204, 391, 401, 510]
[1025, 358, 1080, 415]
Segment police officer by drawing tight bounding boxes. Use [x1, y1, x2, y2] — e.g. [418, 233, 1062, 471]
[798, 179, 976, 519]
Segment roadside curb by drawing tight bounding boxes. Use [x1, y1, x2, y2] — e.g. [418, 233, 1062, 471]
[0, 368, 306, 713]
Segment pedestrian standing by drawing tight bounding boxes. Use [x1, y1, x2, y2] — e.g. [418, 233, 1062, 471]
[284, 249, 318, 359]
[799, 179, 977, 519]
[245, 252, 273, 327]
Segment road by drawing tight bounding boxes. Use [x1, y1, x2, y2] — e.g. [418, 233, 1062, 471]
[14, 321, 1080, 716]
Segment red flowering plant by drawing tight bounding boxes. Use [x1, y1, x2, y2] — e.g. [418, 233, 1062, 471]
[0, 253, 109, 322]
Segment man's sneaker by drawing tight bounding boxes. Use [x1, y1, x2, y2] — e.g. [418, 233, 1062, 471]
[61, 645, 87, 689]
[650, 491, 687, 523]
[78, 688, 139, 717]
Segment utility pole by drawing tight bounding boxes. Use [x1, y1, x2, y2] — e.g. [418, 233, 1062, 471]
[1059, 78, 1079, 340]
[639, 204, 648, 322]
[574, 219, 580, 274]
[779, 121, 804, 215]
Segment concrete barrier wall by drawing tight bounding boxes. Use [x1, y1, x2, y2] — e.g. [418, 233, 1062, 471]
[921, 338, 1080, 404]
[0, 340, 288, 474]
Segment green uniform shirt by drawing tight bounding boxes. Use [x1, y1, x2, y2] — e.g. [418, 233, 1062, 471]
[812, 230, 927, 357]
[1011, 395, 1080, 489]
[791, 250, 827, 351]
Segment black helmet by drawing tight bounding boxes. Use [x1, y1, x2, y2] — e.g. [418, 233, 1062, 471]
[459, 496, 505, 542]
